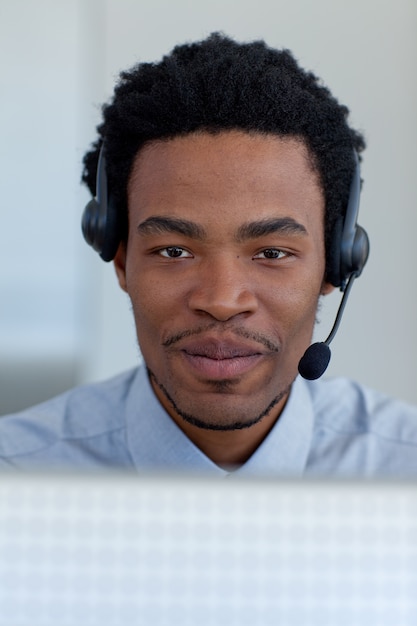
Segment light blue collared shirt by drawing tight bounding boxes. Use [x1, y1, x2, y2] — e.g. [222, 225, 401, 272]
[0, 365, 416, 476]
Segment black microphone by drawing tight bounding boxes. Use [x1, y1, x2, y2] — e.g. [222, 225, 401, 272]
[298, 273, 358, 380]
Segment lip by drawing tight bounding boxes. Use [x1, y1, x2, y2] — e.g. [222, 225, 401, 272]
[175, 337, 268, 379]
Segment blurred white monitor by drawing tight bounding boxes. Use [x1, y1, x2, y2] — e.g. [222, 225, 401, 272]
[0, 473, 416, 626]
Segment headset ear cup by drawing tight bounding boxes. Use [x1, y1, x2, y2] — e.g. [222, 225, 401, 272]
[332, 153, 370, 290]
[99, 195, 123, 262]
[326, 215, 343, 288]
[81, 195, 122, 261]
[351, 225, 370, 277]
[81, 198, 101, 251]
[81, 145, 123, 262]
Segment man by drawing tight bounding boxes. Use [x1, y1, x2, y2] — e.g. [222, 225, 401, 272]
[1, 33, 416, 474]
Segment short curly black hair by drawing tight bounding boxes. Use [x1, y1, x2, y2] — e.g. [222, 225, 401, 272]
[82, 32, 365, 279]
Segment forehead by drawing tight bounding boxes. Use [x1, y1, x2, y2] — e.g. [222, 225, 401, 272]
[127, 130, 324, 229]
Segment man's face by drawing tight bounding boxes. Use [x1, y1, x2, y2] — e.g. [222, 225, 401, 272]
[115, 130, 331, 431]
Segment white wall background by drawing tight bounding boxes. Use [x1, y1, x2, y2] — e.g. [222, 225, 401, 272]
[0, 0, 416, 413]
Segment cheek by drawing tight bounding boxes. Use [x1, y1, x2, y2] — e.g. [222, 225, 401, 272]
[126, 268, 182, 336]
[264, 280, 321, 347]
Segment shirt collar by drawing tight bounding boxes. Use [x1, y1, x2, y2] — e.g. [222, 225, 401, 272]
[126, 365, 314, 478]
[233, 376, 314, 477]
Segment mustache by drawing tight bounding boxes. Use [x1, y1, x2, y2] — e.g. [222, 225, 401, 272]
[162, 323, 280, 353]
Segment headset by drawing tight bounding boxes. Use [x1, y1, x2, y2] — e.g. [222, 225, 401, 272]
[82, 144, 369, 288]
[81, 146, 122, 263]
[325, 151, 369, 291]
[81, 143, 370, 379]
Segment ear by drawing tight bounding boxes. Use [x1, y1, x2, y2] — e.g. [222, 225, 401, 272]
[320, 280, 335, 296]
[113, 243, 128, 292]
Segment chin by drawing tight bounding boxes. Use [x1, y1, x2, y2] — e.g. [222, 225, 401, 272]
[150, 367, 291, 432]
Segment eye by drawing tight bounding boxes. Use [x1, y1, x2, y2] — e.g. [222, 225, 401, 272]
[253, 248, 288, 260]
[158, 246, 192, 258]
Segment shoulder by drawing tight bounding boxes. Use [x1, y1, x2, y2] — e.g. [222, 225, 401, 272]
[306, 377, 417, 440]
[303, 376, 417, 476]
[0, 367, 141, 465]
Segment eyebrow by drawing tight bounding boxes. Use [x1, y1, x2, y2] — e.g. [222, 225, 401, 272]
[137, 216, 206, 239]
[137, 215, 308, 241]
[236, 217, 308, 241]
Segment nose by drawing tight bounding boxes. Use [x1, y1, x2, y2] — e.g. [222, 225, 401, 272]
[188, 256, 258, 321]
